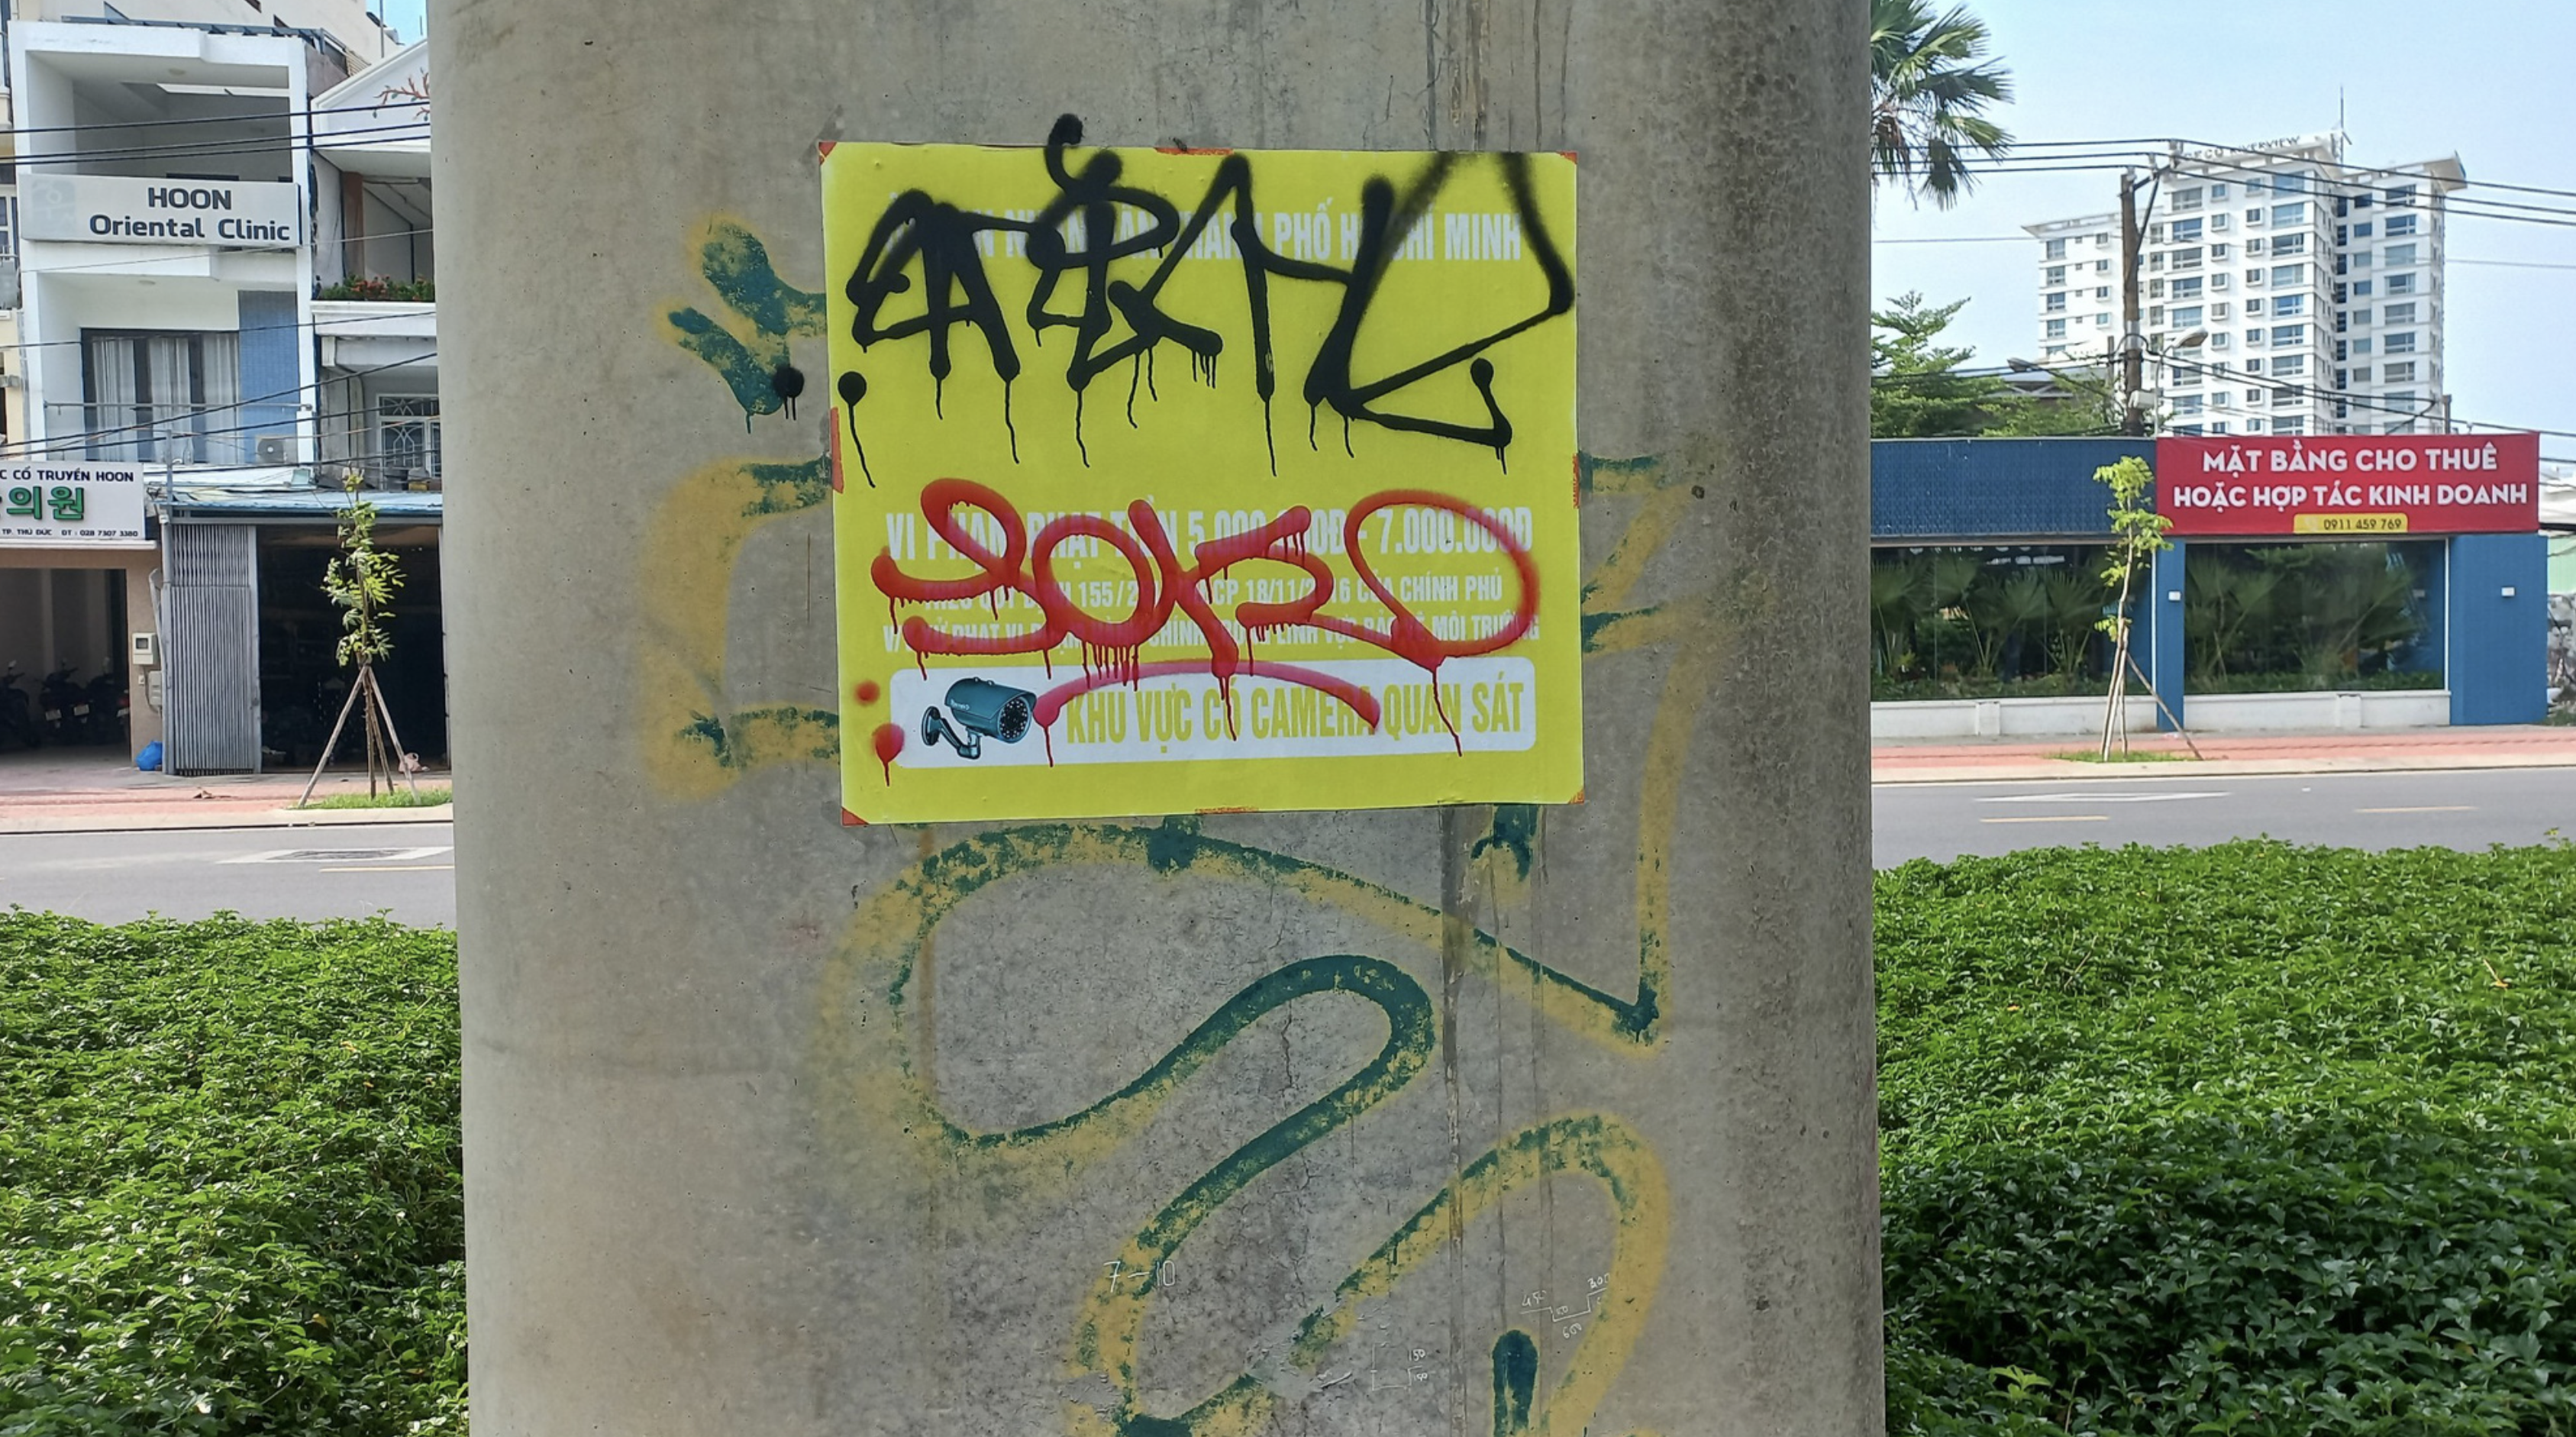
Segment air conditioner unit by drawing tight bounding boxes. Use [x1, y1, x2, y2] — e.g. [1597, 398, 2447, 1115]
[255, 435, 293, 465]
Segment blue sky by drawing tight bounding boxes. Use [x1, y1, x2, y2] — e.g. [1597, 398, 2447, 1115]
[1874, 0, 2572, 458]
[377, 0, 425, 46]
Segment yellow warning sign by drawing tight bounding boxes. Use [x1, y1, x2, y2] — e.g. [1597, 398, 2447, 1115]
[822, 132, 1581, 824]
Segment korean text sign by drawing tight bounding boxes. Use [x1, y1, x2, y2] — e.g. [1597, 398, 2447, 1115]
[0, 462, 150, 547]
[822, 134, 1580, 824]
[2155, 434, 2539, 537]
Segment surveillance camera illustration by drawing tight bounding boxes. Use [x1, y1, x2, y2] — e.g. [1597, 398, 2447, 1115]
[920, 677, 1037, 760]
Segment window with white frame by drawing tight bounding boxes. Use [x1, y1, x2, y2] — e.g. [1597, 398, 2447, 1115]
[2045, 237, 2068, 260]
[2271, 357, 2306, 378]
[2172, 305, 2203, 328]
[2171, 276, 2203, 299]
[2384, 273, 2416, 295]
[2045, 265, 2066, 286]
[2174, 218, 2203, 243]
[2381, 302, 2416, 325]
[2384, 214, 2418, 237]
[2272, 294, 2306, 317]
[2271, 201, 2307, 226]
[2274, 415, 2306, 434]
[2212, 302, 2232, 320]
[2381, 360, 2415, 383]
[377, 396, 442, 478]
[2385, 243, 2418, 266]
[2045, 318, 2068, 339]
[2382, 331, 2418, 355]
[2271, 233, 2306, 257]
[2349, 365, 2370, 384]
[81, 331, 244, 463]
[2097, 258, 2112, 273]
[2045, 292, 2067, 312]
[2271, 263, 2306, 286]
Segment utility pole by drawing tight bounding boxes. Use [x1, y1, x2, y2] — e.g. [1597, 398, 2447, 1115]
[2119, 170, 2146, 436]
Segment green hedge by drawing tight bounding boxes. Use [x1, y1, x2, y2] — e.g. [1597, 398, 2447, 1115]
[1879, 842, 2576, 1434]
[8, 843, 2576, 1434]
[0, 914, 463, 1435]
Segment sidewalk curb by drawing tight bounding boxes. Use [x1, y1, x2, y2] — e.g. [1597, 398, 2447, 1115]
[1873, 754, 2576, 786]
[0, 806, 454, 837]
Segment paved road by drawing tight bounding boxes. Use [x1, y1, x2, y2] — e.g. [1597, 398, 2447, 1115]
[2, 768, 2568, 928]
[1875, 766, 2576, 867]
[0, 823, 457, 927]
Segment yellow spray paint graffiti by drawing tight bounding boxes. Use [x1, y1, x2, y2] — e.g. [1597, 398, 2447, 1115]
[650, 198, 1737, 1433]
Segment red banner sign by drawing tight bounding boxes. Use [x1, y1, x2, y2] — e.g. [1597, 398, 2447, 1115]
[2155, 433, 2539, 537]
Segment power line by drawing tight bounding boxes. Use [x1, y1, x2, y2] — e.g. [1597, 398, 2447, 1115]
[11, 350, 437, 457]
[2, 92, 432, 140]
[14, 117, 429, 169]
[0, 223, 438, 295]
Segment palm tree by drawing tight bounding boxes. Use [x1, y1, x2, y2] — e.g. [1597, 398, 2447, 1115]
[1871, 0, 2013, 208]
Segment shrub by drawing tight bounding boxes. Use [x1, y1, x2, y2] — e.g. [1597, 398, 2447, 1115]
[0, 913, 463, 1434]
[1878, 842, 2576, 1434]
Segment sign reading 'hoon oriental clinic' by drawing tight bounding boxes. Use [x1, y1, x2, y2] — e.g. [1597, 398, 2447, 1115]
[2155, 433, 2541, 537]
[20, 173, 302, 247]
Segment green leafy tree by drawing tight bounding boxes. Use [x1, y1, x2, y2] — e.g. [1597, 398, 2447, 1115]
[300, 475, 415, 803]
[1871, 293, 2019, 438]
[1871, 0, 2013, 208]
[1872, 293, 2114, 438]
[2093, 454, 2177, 756]
[324, 474, 402, 667]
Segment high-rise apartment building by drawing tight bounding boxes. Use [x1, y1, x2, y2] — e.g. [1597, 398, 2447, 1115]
[2026, 134, 2465, 438]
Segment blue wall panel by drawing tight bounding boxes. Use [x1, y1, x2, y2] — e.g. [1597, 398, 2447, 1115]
[1871, 437, 2153, 542]
[236, 290, 301, 462]
[2144, 543, 2187, 731]
[2448, 534, 2549, 725]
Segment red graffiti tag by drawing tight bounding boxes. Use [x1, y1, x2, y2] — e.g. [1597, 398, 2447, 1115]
[870, 479, 1538, 756]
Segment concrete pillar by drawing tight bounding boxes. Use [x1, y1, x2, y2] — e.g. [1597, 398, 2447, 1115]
[436, 3, 1876, 1433]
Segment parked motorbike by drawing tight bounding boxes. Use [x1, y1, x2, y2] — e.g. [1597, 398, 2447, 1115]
[84, 667, 129, 747]
[0, 664, 37, 751]
[37, 664, 86, 745]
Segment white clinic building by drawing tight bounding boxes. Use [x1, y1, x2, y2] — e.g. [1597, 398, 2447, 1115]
[0, 1, 437, 773]
[2026, 134, 2465, 440]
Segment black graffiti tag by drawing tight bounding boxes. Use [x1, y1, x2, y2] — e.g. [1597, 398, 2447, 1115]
[838, 113, 1571, 473]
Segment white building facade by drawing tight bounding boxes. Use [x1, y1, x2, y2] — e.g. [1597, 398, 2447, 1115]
[2027, 134, 2464, 440]
[0, 2, 436, 773]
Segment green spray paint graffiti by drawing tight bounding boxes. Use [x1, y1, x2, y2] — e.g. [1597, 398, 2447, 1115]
[647, 214, 1749, 1435]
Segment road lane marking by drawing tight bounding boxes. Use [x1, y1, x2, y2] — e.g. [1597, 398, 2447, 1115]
[2355, 805, 2475, 813]
[321, 864, 455, 873]
[225, 846, 451, 864]
[1977, 792, 2228, 805]
[1980, 815, 2111, 824]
